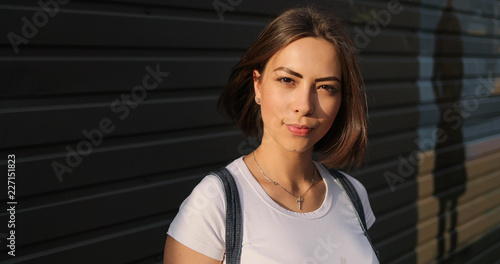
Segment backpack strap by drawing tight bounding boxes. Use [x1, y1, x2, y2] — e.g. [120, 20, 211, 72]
[328, 168, 380, 260]
[210, 168, 242, 264]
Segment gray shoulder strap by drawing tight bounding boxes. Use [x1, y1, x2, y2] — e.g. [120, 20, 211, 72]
[210, 168, 242, 264]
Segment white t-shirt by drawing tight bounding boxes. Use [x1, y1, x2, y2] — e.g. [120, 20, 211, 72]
[167, 156, 378, 264]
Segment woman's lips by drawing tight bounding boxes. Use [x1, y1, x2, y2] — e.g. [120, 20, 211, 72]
[286, 124, 312, 136]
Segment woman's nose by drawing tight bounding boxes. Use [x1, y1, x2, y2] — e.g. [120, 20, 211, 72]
[292, 84, 314, 116]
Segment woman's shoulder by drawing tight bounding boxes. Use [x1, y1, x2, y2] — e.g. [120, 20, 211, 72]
[192, 174, 226, 203]
[171, 174, 226, 226]
[328, 169, 376, 228]
[338, 171, 369, 195]
[166, 172, 230, 260]
[316, 165, 369, 196]
[180, 156, 246, 212]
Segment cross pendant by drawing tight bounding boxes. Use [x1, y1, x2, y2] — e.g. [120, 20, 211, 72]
[297, 197, 303, 211]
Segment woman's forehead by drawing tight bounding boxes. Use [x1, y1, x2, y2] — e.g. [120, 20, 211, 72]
[264, 37, 341, 78]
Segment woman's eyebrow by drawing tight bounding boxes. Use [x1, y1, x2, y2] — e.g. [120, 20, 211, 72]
[315, 76, 341, 83]
[274, 67, 303, 78]
[274, 67, 341, 83]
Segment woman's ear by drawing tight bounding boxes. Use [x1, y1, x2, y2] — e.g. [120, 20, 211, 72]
[253, 70, 262, 102]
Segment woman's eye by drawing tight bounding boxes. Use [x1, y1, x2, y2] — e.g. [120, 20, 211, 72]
[319, 85, 338, 93]
[277, 77, 295, 85]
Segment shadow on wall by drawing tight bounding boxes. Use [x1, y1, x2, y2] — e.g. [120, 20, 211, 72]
[431, 0, 467, 260]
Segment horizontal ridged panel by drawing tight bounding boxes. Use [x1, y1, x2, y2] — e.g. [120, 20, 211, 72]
[1, 0, 499, 263]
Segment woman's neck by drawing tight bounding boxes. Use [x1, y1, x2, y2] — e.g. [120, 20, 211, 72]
[251, 144, 316, 190]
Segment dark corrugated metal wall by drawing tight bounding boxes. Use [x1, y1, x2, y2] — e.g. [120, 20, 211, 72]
[0, 0, 498, 263]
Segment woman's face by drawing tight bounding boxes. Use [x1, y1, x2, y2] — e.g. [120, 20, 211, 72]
[254, 37, 342, 154]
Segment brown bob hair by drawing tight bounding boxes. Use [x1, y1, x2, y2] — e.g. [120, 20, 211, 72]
[217, 6, 367, 170]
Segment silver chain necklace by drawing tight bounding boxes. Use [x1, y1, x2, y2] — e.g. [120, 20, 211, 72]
[252, 152, 315, 211]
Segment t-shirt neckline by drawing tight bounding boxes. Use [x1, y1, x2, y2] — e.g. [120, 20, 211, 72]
[234, 156, 332, 219]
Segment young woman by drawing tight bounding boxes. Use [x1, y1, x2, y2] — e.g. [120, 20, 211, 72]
[164, 6, 378, 264]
